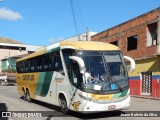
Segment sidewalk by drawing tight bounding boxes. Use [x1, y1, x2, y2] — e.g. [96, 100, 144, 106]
[131, 95, 160, 101]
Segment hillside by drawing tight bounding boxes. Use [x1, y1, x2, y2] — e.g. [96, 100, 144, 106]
[0, 37, 23, 44]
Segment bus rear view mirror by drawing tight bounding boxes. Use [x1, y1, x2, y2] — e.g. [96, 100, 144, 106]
[69, 56, 86, 73]
[124, 56, 135, 72]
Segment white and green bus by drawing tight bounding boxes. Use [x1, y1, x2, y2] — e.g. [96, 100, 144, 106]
[16, 41, 135, 113]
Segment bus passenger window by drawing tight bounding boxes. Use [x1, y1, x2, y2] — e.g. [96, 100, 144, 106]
[44, 54, 49, 69]
[54, 51, 63, 71]
[24, 61, 28, 72]
[70, 60, 82, 88]
[30, 59, 35, 71]
[50, 52, 55, 70]
[21, 62, 24, 72]
[37, 57, 43, 71]
[48, 53, 52, 69]
[16, 63, 20, 73]
[17, 62, 23, 73]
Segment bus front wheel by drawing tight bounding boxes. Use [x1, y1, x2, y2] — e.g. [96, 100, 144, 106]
[60, 97, 69, 114]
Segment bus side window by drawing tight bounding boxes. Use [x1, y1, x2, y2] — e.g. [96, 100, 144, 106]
[48, 53, 51, 69]
[36, 57, 43, 71]
[16, 62, 21, 73]
[21, 62, 24, 72]
[54, 51, 63, 71]
[50, 52, 55, 70]
[70, 60, 82, 88]
[30, 58, 35, 71]
[24, 60, 28, 72]
[44, 54, 49, 70]
[63, 51, 70, 70]
[16, 62, 19, 73]
[27, 60, 30, 72]
[42, 53, 55, 71]
[62, 49, 73, 77]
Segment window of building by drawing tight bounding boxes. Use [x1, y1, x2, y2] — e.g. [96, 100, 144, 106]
[147, 22, 157, 47]
[0, 45, 26, 50]
[110, 41, 118, 46]
[127, 35, 138, 51]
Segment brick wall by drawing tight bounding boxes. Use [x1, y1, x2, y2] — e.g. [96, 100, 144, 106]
[92, 8, 159, 60]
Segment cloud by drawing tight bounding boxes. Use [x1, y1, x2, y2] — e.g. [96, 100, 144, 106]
[48, 37, 64, 44]
[58, 36, 64, 41]
[48, 38, 55, 43]
[0, 7, 22, 21]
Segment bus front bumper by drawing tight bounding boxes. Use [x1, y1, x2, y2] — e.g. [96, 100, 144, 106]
[81, 96, 130, 113]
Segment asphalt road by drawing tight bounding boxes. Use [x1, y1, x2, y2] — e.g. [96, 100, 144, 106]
[0, 85, 160, 120]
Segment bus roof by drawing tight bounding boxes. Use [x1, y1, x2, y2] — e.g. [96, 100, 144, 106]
[17, 41, 119, 62]
[60, 41, 119, 51]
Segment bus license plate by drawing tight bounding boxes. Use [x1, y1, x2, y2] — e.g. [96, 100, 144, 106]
[108, 105, 116, 110]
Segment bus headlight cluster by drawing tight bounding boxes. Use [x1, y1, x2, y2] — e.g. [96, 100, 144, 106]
[78, 94, 92, 101]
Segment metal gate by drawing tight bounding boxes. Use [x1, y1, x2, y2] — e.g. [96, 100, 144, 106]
[141, 72, 152, 95]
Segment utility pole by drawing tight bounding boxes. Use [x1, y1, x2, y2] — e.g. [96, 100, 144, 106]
[8, 51, 10, 70]
[86, 27, 89, 41]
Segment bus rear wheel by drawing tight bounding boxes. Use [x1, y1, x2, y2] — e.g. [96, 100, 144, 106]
[60, 98, 69, 114]
[26, 91, 31, 102]
[22, 90, 27, 101]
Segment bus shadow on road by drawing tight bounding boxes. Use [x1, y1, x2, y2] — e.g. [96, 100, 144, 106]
[0, 103, 8, 120]
[30, 99, 125, 119]
[31, 99, 61, 111]
[69, 110, 125, 119]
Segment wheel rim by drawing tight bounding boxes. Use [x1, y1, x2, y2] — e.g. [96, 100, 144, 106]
[26, 92, 31, 102]
[61, 99, 67, 112]
[23, 91, 26, 100]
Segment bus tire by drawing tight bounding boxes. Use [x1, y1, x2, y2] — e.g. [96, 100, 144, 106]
[26, 91, 31, 102]
[22, 90, 27, 101]
[1, 81, 4, 86]
[4, 81, 8, 86]
[60, 97, 69, 114]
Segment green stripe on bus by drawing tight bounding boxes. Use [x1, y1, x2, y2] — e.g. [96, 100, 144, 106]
[36, 72, 46, 95]
[46, 47, 60, 53]
[119, 90, 128, 97]
[112, 89, 128, 98]
[112, 93, 121, 98]
[40, 71, 53, 97]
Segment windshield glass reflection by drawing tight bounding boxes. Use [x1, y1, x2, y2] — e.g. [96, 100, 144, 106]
[81, 51, 128, 93]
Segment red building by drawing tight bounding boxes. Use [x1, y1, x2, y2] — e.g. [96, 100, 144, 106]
[91, 8, 160, 98]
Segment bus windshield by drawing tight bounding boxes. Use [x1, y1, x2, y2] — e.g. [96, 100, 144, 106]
[80, 51, 128, 93]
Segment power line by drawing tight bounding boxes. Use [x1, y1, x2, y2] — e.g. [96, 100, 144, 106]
[77, 0, 85, 33]
[70, 0, 80, 40]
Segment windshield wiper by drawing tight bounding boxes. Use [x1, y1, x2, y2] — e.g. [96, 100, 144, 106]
[85, 88, 101, 94]
[100, 75, 123, 92]
[102, 53, 123, 92]
[110, 77, 123, 92]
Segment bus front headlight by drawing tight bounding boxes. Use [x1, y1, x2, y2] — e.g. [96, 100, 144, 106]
[78, 93, 92, 101]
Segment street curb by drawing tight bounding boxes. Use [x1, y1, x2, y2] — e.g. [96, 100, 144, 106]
[131, 95, 160, 101]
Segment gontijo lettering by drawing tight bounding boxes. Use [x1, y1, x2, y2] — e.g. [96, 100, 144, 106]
[23, 75, 34, 81]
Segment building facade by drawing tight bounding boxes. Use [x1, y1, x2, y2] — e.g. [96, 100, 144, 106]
[91, 8, 160, 98]
[1, 57, 18, 72]
[62, 32, 97, 41]
[0, 43, 43, 72]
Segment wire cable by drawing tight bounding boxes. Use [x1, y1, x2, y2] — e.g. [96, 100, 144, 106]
[70, 0, 80, 40]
